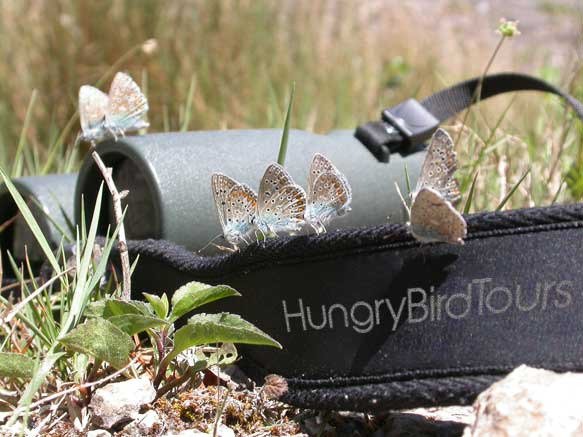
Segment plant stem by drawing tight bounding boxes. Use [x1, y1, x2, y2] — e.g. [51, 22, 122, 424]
[212, 385, 231, 437]
[454, 34, 507, 148]
[90, 143, 131, 300]
[155, 367, 196, 400]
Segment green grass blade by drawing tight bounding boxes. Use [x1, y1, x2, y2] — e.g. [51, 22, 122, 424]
[61, 184, 104, 333]
[180, 74, 197, 132]
[551, 179, 565, 204]
[11, 90, 37, 177]
[277, 82, 295, 166]
[463, 171, 480, 214]
[403, 164, 412, 197]
[30, 196, 73, 244]
[495, 168, 531, 211]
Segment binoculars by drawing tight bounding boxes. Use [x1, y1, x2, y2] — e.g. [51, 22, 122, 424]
[1, 129, 424, 272]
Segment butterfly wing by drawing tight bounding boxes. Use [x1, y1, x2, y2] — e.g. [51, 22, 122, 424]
[224, 184, 257, 243]
[211, 173, 257, 245]
[212, 173, 237, 231]
[308, 153, 352, 207]
[306, 171, 351, 226]
[106, 72, 149, 133]
[258, 163, 306, 233]
[415, 128, 460, 204]
[308, 153, 337, 192]
[410, 187, 467, 244]
[79, 85, 109, 141]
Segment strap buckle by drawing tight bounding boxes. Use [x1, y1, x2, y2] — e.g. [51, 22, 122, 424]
[355, 98, 439, 163]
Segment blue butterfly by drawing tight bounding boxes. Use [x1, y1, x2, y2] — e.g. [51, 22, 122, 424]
[78, 72, 149, 144]
[211, 173, 257, 247]
[305, 153, 352, 233]
[408, 128, 466, 245]
[255, 163, 306, 236]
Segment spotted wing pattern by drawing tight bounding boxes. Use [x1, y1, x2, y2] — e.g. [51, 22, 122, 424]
[414, 128, 460, 203]
[257, 163, 306, 233]
[78, 85, 109, 142]
[306, 171, 351, 226]
[211, 173, 257, 245]
[409, 187, 467, 245]
[106, 72, 149, 133]
[308, 153, 352, 200]
[305, 154, 352, 229]
[408, 128, 466, 244]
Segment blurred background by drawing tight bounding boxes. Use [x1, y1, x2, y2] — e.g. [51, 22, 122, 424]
[0, 0, 581, 211]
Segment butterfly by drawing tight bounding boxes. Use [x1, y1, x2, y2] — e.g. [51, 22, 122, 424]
[407, 128, 467, 245]
[78, 72, 149, 143]
[305, 153, 352, 233]
[255, 163, 307, 236]
[211, 173, 257, 247]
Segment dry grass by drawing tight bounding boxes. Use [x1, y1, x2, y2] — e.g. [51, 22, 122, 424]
[0, 0, 581, 208]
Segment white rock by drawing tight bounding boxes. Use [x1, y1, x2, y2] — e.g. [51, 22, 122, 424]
[162, 430, 209, 437]
[87, 430, 112, 437]
[211, 424, 235, 437]
[89, 377, 156, 429]
[122, 409, 163, 436]
[464, 365, 583, 437]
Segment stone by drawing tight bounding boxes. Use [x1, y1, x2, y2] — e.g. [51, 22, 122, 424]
[464, 365, 583, 437]
[89, 377, 156, 429]
[212, 424, 235, 437]
[87, 430, 112, 437]
[162, 430, 209, 437]
[122, 409, 163, 436]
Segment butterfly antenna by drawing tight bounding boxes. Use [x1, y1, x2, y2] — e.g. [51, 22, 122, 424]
[394, 182, 411, 216]
[197, 233, 224, 254]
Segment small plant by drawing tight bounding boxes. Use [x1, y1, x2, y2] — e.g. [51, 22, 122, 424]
[90, 280, 281, 396]
[0, 166, 280, 432]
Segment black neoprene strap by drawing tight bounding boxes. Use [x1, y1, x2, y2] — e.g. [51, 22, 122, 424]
[356, 72, 583, 162]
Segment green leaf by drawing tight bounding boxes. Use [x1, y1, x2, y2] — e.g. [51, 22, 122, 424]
[144, 293, 169, 319]
[59, 318, 134, 369]
[108, 314, 168, 336]
[104, 299, 151, 317]
[0, 352, 35, 380]
[170, 282, 240, 322]
[195, 343, 238, 367]
[169, 312, 281, 361]
[84, 300, 106, 318]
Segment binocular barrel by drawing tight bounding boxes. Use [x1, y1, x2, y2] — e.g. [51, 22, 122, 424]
[74, 129, 424, 251]
[0, 174, 76, 272]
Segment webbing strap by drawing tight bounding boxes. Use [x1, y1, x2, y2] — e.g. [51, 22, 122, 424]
[355, 72, 583, 162]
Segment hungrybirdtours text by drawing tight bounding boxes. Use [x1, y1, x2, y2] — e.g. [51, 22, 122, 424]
[281, 277, 575, 334]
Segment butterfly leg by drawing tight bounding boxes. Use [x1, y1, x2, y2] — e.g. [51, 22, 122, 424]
[106, 125, 119, 142]
[307, 221, 321, 235]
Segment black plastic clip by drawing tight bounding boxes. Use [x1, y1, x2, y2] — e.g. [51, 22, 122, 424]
[382, 99, 439, 150]
[355, 99, 439, 163]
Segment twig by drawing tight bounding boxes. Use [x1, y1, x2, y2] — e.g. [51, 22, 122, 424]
[90, 143, 131, 300]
